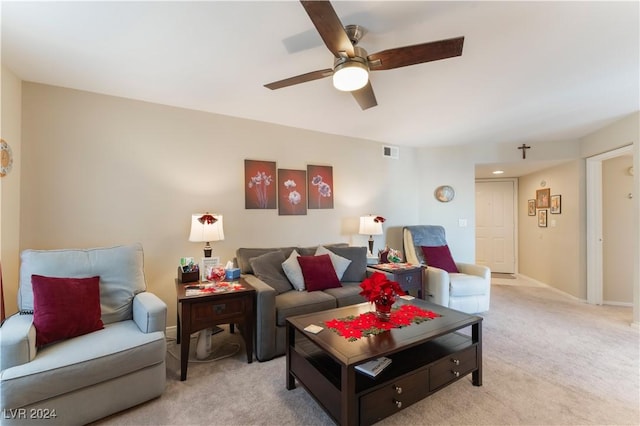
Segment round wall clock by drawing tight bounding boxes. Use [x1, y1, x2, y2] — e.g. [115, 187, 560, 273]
[434, 185, 455, 202]
[0, 139, 14, 177]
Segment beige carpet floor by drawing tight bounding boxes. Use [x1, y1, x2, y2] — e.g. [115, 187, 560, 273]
[95, 279, 640, 426]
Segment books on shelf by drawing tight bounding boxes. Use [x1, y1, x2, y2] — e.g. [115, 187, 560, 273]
[355, 357, 392, 378]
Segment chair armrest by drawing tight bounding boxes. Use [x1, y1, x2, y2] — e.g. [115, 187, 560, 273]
[424, 266, 450, 307]
[133, 292, 167, 333]
[0, 314, 37, 370]
[456, 263, 491, 280]
[241, 274, 276, 361]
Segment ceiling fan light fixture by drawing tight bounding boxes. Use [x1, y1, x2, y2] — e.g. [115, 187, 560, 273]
[333, 60, 369, 92]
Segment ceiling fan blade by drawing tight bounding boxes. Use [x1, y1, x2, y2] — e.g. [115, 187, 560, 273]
[300, 1, 354, 58]
[368, 37, 464, 71]
[264, 68, 333, 90]
[351, 81, 377, 110]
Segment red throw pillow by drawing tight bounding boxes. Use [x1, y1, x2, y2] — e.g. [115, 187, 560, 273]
[32, 275, 104, 346]
[297, 254, 342, 291]
[420, 245, 460, 273]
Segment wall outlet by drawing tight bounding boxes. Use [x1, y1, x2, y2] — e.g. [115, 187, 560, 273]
[458, 219, 468, 227]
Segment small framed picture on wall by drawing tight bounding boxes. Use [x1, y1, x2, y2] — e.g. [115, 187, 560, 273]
[536, 188, 551, 209]
[528, 199, 536, 216]
[538, 210, 548, 227]
[550, 195, 561, 214]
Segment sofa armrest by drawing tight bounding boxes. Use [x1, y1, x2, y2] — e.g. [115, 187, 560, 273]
[0, 314, 37, 370]
[456, 263, 491, 280]
[133, 292, 167, 333]
[424, 266, 450, 307]
[241, 274, 277, 361]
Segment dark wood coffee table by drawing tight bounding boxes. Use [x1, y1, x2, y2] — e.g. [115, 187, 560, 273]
[286, 299, 482, 426]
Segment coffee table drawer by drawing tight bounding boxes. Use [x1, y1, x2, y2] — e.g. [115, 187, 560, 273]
[360, 369, 429, 425]
[429, 345, 477, 391]
[190, 297, 247, 327]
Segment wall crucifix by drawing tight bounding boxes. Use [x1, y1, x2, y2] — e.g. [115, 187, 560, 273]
[518, 143, 531, 159]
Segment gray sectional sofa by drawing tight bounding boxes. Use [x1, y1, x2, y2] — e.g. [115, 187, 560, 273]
[235, 244, 368, 361]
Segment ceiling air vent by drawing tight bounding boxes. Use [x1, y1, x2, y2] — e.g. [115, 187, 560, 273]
[382, 145, 399, 159]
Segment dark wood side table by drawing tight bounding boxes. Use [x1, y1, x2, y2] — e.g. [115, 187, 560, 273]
[368, 263, 424, 299]
[175, 278, 255, 381]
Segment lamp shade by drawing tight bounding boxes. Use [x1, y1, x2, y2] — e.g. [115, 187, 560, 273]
[359, 215, 383, 236]
[189, 213, 224, 243]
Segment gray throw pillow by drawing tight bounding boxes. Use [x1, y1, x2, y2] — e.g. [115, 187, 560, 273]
[249, 251, 292, 294]
[326, 246, 367, 282]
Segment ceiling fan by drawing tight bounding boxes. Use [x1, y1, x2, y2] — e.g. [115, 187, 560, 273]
[264, 0, 465, 110]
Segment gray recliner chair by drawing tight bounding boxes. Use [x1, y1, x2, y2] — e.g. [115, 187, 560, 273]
[0, 243, 167, 425]
[403, 225, 490, 313]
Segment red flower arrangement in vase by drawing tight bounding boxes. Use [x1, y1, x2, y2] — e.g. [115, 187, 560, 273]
[359, 272, 406, 321]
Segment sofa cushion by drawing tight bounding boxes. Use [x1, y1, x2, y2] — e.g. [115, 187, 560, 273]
[282, 249, 305, 291]
[249, 251, 292, 294]
[297, 254, 342, 291]
[421, 245, 459, 273]
[315, 246, 351, 280]
[275, 290, 337, 326]
[19, 244, 147, 325]
[236, 247, 296, 274]
[323, 282, 367, 307]
[0, 320, 166, 409]
[297, 243, 349, 257]
[32, 275, 104, 346]
[325, 246, 367, 282]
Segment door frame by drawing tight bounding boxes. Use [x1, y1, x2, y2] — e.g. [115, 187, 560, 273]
[475, 178, 518, 274]
[586, 145, 633, 305]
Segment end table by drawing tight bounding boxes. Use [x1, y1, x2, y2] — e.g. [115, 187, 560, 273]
[175, 278, 255, 381]
[368, 263, 424, 299]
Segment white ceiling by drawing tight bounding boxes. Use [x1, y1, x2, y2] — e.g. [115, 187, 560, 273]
[2, 1, 638, 177]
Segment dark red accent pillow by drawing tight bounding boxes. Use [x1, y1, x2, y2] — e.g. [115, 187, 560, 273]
[32, 275, 104, 346]
[421, 245, 460, 273]
[297, 254, 342, 292]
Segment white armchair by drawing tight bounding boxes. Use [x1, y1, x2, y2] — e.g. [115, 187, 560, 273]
[403, 226, 490, 313]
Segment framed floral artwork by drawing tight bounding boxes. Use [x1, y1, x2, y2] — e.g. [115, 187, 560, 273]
[245, 160, 276, 209]
[278, 169, 307, 216]
[550, 195, 561, 214]
[538, 209, 548, 227]
[307, 165, 333, 209]
[536, 188, 550, 209]
[528, 199, 536, 216]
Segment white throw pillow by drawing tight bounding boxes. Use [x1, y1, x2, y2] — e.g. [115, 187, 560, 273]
[282, 249, 305, 291]
[315, 246, 352, 280]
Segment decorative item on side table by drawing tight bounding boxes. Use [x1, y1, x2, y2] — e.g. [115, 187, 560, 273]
[359, 271, 405, 321]
[187, 212, 225, 359]
[359, 215, 384, 256]
[188, 212, 224, 281]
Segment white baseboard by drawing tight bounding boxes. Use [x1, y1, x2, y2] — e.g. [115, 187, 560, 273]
[515, 273, 587, 303]
[165, 325, 177, 340]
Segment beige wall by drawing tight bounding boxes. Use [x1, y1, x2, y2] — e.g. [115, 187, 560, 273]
[7, 80, 639, 325]
[518, 160, 586, 298]
[18, 83, 424, 325]
[602, 155, 634, 304]
[1, 65, 22, 315]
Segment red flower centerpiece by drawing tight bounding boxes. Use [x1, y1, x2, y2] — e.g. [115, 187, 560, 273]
[359, 272, 406, 321]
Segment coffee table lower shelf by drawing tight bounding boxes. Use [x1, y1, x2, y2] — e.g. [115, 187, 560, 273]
[286, 312, 482, 426]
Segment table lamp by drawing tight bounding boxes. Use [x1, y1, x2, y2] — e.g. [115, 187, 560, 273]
[359, 215, 384, 256]
[188, 213, 224, 258]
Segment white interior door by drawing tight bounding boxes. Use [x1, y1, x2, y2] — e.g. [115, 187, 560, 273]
[475, 180, 516, 273]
